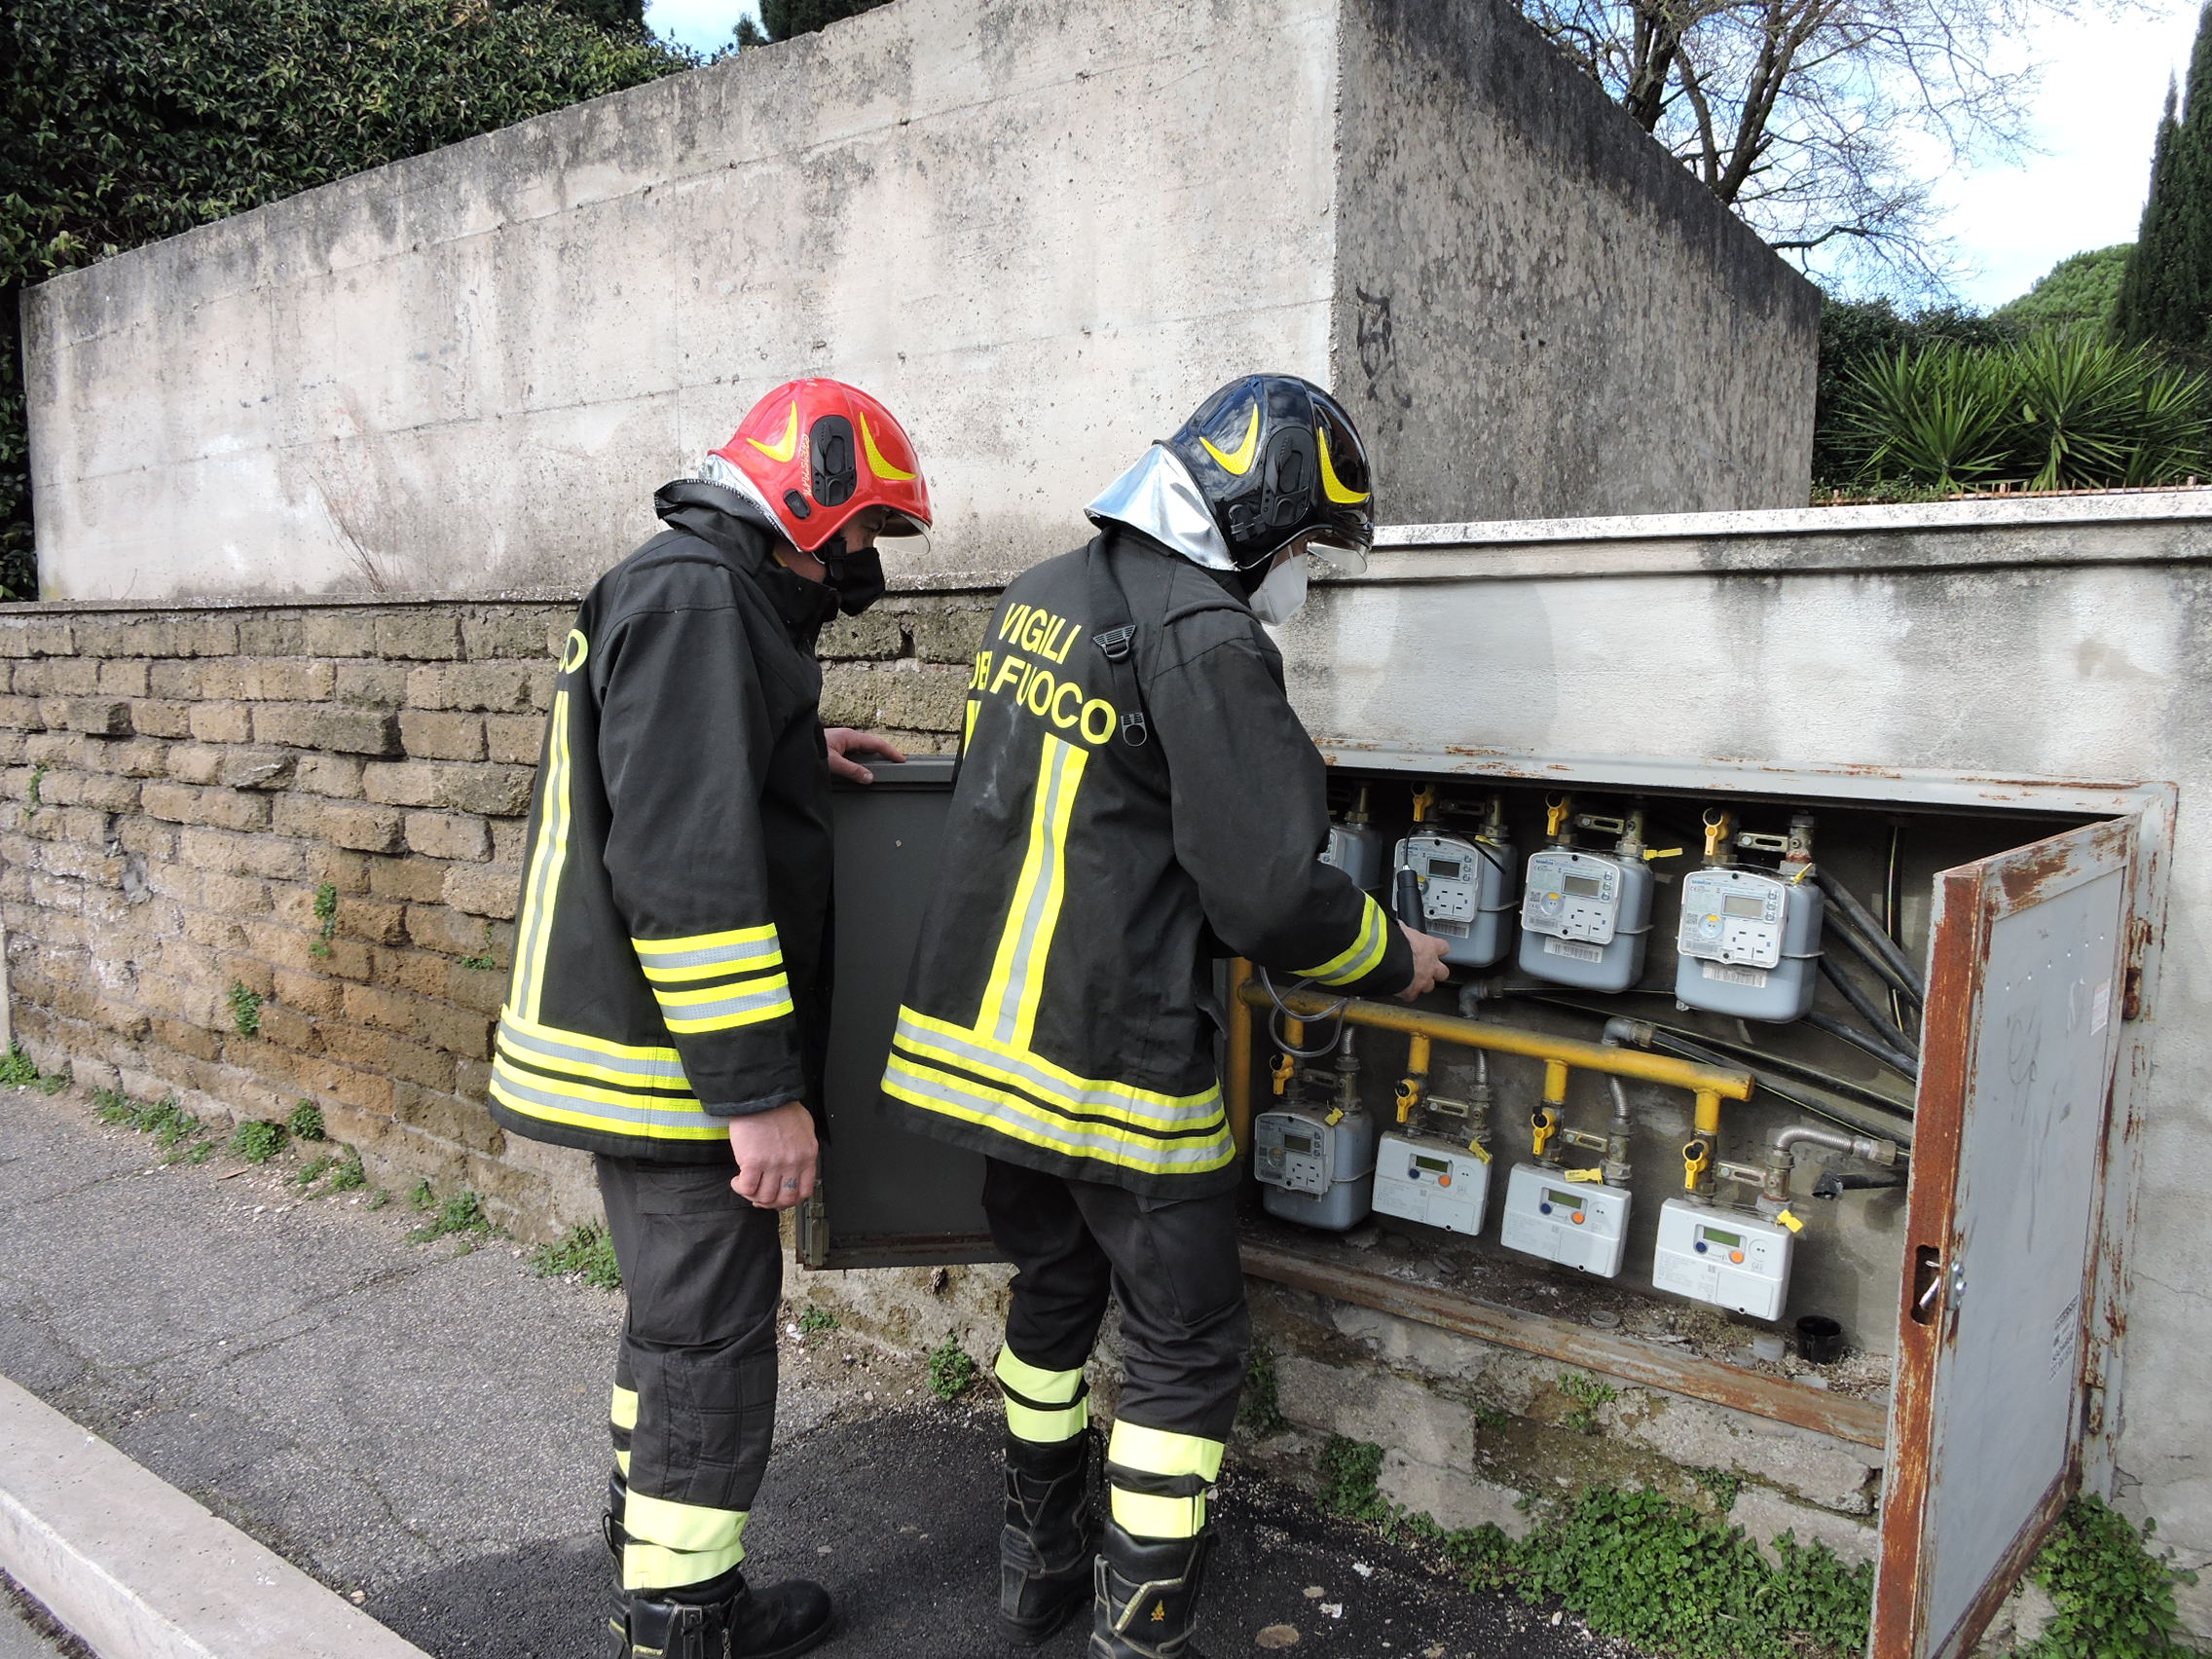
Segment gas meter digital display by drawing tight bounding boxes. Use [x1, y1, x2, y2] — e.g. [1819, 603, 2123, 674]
[1517, 849, 1654, 993]
[1498, 1163, 1631, 1277]
[1321, 821, 1387, 893]
[1674, 867, 1825, 1021]
[1255, 1107, 1375, 1232]
[1370, 1131, 1490, 1236]
[1394, 831, 1517, 968]
[1652, 1198, 1795, 1320]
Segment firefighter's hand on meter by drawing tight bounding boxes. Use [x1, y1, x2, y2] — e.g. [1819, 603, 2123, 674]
[726, 1102, 819, 1209]
[1395, 923, 1452, 1002]
[824, 726, 907, 784]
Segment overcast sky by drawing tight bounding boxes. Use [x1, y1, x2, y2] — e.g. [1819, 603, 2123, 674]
[643, 0, 2203, 312]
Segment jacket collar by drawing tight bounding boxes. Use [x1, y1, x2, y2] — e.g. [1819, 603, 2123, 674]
[652, 479, 840, 639]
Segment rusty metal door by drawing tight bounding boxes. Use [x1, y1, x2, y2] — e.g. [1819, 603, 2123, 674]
[798, 757, 1003, 1271]
[1871, 817, 2134, 1659]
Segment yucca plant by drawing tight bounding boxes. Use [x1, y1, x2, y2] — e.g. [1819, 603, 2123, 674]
[1833, 335, 2212, 493]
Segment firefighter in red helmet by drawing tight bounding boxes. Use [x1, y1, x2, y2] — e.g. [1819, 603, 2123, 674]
[487, 379, 931, 1659]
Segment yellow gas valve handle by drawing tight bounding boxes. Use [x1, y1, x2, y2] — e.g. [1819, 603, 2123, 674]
[1777, 1209, 1805, 1234]
[1395, 1077, 1423, 1124]
[1531, 1107, 1558, 1159]
[1270, 1053, 1295, 1097]
[1681, 1137, 1712, 1190]
[1563, 1167, 1604, 1184]
[1545, 793, 1572, 839]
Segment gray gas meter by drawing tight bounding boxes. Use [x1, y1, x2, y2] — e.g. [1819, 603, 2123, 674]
[1255, 1107, 1376, 1232]
[1674, 867, 1825, 1021]
[1322, 821, 1387, 894]
[1394, 830, 1516, 968]
[1518, 848, 1654, 993]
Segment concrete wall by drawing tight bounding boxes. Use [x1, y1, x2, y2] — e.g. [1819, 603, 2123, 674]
[20, 0, 1816, 605]
[1332, 0, 1816, 522]
[1278, 488, 2212, 1637]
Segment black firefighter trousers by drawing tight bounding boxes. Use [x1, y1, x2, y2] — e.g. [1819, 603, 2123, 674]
[597, 1155, 781, 1594]
[983, 1157, 1252, 1541]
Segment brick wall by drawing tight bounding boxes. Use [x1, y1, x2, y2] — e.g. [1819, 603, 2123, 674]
[0, 593, 990, 1232]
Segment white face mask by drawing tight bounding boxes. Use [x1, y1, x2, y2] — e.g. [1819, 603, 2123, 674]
[1247, 554, 1309, 625]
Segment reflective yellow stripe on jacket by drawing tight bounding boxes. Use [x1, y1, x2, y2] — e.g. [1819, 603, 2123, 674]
[488, 1009, 724, 1143]
[884, 730, 1237, 1180]
[632, 926, 793, 1034]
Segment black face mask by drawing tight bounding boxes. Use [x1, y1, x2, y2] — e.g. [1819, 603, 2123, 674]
[820, 546, 885, 616]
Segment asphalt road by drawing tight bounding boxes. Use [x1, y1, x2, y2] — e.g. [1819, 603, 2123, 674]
[1, 1083, 1622, 1659]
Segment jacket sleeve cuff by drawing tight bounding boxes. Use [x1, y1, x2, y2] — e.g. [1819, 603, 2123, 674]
[701, 1090, 803, 1119]
[1340, 913, 1417, 999]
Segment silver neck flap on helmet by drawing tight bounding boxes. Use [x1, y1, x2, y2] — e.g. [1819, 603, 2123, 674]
[1084, 445, 1237, 571]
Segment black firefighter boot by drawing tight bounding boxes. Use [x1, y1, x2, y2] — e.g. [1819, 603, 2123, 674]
[615, 1563, 833, 1659]
[1000, 1430, 1097, 1643]
[1087, 1520, 1215, 1659]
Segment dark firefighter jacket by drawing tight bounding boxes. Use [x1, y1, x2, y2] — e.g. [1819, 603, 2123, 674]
[487, 480, 843, 1163]
[885, 531, 1414, 1198]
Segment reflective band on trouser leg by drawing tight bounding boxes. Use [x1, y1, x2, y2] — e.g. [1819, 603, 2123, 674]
[621, 1491, 749, 1591]
[1105, 1420, 1224, 1539]
[610, 1383, 638, 1478]
[995, 1346, 1088, 1444]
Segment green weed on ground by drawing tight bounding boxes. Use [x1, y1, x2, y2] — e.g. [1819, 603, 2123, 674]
[228, 1120, 286, 1163]
[92, 1089, 203, 1150]
[1314, 1439, 1872, 1659]
[0, 1043, 38, 1086]
[531, 1221, 621, 1289]
[286, 1100, 325, 1141]
[1558, 1371, 1617, 1435]
[324, 1148, 367, 1192]
[926, 1333, 977, 1403]
[797, 1304, 837, 1336]
[1237, 1340, 1288, 1437]
[406, 1189, 493, 1245]
[2025, 1496, 2199, 1659]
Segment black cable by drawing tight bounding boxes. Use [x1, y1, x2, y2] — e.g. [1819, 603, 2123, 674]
[1522, 994, 1917, 1121]
[1819, 952, 1919, 1058]
[1805, 1010, 1919, 1079]
[1813, 866, 1926, 1004]
[1630, 1027, 1916, 1148]
[1822, 903, 1924, 1010]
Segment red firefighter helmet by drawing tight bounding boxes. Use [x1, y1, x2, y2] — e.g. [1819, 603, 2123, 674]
[711, 379, 931, 554]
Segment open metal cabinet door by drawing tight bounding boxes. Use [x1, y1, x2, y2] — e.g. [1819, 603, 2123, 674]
[1870, 817, 2134, 1659]
[797, 756, 1003, 1271]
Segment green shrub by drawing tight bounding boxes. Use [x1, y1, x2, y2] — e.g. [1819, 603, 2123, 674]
[2025, 1496, 2198, 1659]
[285, 1099, 325, 1141]
[1317, 1435, 1390, 1522]
[796, 1304, 838, 1336]
[1832, 336, 2212, 493]
[531, 1221, 621, 1288]
[229, 1120, 285, 1163]
[925, 1333, 977, 1403]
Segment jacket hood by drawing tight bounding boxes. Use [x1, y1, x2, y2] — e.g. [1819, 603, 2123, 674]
[1085, 445, 1235, 571]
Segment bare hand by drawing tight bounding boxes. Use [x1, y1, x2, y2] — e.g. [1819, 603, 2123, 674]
[1395, 923, 1452, 1002]
[727, 1102, 819, 1209]
[824, 726, 908, 785]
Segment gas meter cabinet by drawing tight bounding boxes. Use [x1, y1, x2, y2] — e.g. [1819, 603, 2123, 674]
[803, 750, 2164, 1659]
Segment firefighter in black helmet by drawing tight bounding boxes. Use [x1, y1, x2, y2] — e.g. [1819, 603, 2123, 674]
[887, 376, 1451, 1656]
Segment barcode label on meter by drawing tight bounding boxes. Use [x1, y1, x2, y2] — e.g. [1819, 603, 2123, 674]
[1430, 917, 1470, 937]
[1702, 962, 1769, 987]
[1544, 938, 1604, 963]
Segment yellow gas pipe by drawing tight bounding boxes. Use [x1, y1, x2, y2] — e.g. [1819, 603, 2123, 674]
[1227, 974, 1753, 1175]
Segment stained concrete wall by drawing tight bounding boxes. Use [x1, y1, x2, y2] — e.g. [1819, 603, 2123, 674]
[1276, 488, 2212, 1638]
[20, 0, 1816, 605]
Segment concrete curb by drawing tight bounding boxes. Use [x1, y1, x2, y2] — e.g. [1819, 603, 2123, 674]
[0, 1375, 429, 1659]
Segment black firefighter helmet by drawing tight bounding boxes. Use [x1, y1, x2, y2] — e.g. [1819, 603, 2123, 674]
[1164, 375, 1375, 571]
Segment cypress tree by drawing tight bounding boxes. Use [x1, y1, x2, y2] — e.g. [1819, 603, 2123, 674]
[2119, 5, 2212, 353]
